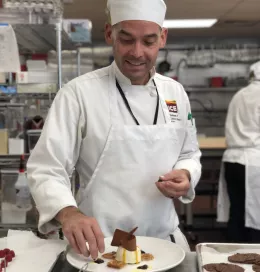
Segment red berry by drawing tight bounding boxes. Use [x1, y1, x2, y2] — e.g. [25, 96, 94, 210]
[5, 254, 12, 262]
[10, 250, 15, 258]
[0, 251, 4, 258]
[3, 249, 10, 255]
[1, 260, 6, 268]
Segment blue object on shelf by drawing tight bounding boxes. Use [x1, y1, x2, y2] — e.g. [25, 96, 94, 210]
[0, 85, 17, 94]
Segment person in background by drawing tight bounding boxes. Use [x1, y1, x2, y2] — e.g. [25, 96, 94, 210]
[26, 0, 201, 259]
[217, 60, 260, 243]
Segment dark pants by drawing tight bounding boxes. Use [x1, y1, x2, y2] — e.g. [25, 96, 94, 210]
[225, 162, 260, 243]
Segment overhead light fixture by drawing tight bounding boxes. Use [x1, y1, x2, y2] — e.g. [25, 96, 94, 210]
[163, 19, 217, 28]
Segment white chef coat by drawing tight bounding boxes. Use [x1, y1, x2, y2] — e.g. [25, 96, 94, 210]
[27, 61, 201, 237]
[222, 81, 260, 164]
[217, 81, 260, 226]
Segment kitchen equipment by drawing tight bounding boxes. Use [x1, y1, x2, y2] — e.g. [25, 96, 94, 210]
[49, 245, 72, 272]
[196, 243, 260, 272]
[209, 77, 225, 87]
[26, 129, 42, 153]
[0, 169, 33, 224]
[157, 50, 171, 75]
[0, 129, 8, 154]
[48, 251, 67, 272]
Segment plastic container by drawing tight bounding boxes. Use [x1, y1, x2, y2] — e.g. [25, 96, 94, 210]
[27, 129, 41, 153]
[0, 168, 33, 225]
[209, 77, 225, 87]
[15, 155, 32, 210]
[1, 202, 27, 224]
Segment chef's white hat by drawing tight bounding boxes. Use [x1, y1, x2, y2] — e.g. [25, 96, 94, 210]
[107, 0, 166, 27]
[250, 60, 260, 80]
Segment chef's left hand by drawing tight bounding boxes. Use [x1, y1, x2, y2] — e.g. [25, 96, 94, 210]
[155, 169, 191, 199]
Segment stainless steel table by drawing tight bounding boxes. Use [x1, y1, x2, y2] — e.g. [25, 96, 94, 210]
[50, 252, 199, 272]
[172, 252, 198, 272]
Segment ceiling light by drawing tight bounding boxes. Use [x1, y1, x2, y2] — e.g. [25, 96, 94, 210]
[163, 19, 217, 28]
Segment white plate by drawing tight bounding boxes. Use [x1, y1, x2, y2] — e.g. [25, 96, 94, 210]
[66, 236, 185, 272]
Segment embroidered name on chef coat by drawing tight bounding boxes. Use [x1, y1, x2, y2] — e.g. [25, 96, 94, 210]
[165, 100, 180, 122]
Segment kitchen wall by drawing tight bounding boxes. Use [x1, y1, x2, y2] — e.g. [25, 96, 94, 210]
[21, 46, 260, 137]
[156, 48, 259, 136]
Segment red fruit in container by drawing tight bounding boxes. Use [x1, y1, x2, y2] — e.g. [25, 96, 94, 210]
[3, 249, 10, 255]
[5, 254, 12, 262]
[0, 251, 4, 258]
[10, 250, 15, 258]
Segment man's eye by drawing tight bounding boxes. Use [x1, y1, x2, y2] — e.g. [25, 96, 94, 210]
[144, 41, 156, 46]
[120, 38, 134, 44]
[145, 42, 154, 46]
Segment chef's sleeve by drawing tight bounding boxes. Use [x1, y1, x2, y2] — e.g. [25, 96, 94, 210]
[173, 87, 202, 203]
[27, 82, 83, 234]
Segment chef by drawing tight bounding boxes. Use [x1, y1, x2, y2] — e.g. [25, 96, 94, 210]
[217, 60, 260, 243]
[27, 0, 202, 259]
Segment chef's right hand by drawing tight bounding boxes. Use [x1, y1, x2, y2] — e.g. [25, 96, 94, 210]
[56, 206, 105, 259]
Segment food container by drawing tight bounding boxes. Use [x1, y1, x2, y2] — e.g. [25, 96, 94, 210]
[209, 77, 225, 87]
[26, 129, 41, 153]
[0, 169, 34, 225]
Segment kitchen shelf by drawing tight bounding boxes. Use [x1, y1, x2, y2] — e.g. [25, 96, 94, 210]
[0, 92, 56, 99]
[185, 86, 244, 92]
[12, 24, 89, 53]
[0, 154, 30, 169]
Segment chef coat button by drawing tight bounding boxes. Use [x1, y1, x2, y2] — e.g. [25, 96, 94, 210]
[150, 91, 157, 97]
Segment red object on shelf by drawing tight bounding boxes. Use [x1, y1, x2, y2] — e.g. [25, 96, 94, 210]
[31, 54, 48, 61]
[0, 0, 3, 8]
[210, 77, 224, 87]
[20, 65, 27, 71]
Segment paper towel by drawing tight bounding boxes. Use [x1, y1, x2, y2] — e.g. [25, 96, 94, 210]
[1, 230, 68, 272]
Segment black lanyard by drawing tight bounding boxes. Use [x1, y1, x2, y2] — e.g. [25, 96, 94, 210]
[116, 79, 160, 125]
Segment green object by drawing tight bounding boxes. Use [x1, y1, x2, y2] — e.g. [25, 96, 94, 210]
[188, 113, 193, 125]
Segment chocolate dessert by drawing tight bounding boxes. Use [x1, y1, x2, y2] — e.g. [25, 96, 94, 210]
[104, 227, 154, 268]
[94, 258, 104, 264]
[228, 253, 260, 265]
[137, 264, 148, 270]
[203, 263, 244, 272]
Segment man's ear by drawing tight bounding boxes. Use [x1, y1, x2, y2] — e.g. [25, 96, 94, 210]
[104, 23, 113, 45]
[159, 27, 168, 49]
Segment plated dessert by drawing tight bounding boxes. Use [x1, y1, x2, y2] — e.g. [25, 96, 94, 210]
[101, 227, 154, 269]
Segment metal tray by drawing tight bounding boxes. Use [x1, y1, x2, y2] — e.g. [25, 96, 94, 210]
[196, 243, 260, 272]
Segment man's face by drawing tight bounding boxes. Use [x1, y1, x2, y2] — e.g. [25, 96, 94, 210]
[105, 20, 168, 85]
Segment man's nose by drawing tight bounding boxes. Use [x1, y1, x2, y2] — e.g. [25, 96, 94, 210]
[130, 41, 143, 59]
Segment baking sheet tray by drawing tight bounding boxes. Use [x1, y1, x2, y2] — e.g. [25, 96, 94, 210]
[196, 243, 260, 272]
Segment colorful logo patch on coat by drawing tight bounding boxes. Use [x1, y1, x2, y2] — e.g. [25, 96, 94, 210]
[166, 100, 178, 113]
